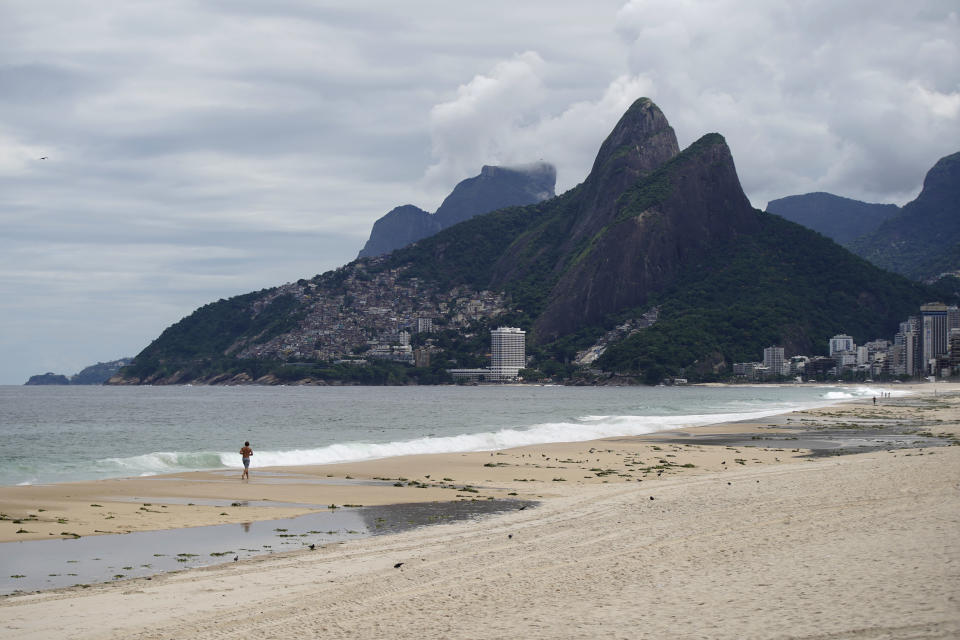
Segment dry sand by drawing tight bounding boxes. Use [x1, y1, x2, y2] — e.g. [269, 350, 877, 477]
[2, 385, 959, 638]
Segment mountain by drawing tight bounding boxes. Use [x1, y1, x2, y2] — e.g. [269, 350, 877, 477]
[71, 358, 134, 384]
[24, 358, 133, 386]
[765, 192, 898, 245]
[113, 98, 938, 386]
[357, 163, 556, 259]
[25, 372, 70, 385]
[849, 151, 960, 281]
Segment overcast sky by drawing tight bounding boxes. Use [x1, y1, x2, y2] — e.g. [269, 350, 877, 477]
[1, 1, 958, 384]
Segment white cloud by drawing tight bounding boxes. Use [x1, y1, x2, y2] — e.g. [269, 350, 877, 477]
[424, 53, 655, 197]
[614, 0, 960, 206]
[1, 0, 957, 382]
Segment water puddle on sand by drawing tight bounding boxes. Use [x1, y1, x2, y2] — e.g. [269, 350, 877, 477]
[0, 499, 532, 595]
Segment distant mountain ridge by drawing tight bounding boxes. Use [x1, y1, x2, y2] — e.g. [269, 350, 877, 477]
[357, 163, 556, 259]
[114, 98, 939, 386]
[765, 192, 898, 245]
[850, 151, 960, 281]
[766, 151, 960, 282]
[25, 358, 133, 385]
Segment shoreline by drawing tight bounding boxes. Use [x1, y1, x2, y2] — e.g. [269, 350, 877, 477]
[1, 382, 954, 546]
[1, 385, 958, 638]
[0, 387, 956, 638]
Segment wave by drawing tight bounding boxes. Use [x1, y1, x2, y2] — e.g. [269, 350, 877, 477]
[89, 401, 836, 475]
[20, 383, 905, 483]
[819, 385, 913, 400]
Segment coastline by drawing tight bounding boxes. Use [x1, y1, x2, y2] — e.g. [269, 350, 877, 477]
[1, 385, 958, 638]
[1, 382, 955, 545]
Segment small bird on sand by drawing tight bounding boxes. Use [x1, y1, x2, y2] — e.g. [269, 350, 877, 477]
[233, 555, 238, 562]
[649, 496, 654, 500]
[309, 544, 315, 550]
[508, 534, 513, 539]
[518, 505, 527, 510]
[393, 562, 404, 569]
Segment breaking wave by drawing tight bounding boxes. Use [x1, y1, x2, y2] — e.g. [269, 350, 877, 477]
[91, 386, 881, 475]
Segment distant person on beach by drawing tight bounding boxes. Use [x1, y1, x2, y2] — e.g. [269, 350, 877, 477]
[240, 441, 253, 480]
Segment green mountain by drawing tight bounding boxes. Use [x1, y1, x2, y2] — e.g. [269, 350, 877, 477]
[849, 151, 960, 281]
[114, 99, 940, 385]
[25, 372, 70, 385]
[765, 192, 898, 245]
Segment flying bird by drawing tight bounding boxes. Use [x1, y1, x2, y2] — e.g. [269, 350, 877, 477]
[39, 156, 48, 160]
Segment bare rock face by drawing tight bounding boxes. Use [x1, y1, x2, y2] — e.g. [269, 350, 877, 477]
[432, 162, 557, 229]
[357, 163, 556, 259]
[532, 133, 757, 341]
[486, 98, 754, 342]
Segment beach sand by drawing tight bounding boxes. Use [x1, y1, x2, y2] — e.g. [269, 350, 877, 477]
[2, 384, 959, 638]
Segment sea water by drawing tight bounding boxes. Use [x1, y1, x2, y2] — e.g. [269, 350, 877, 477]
[0, 383, 902, 487]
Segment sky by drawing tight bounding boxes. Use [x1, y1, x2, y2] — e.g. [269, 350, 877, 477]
[1, 1, 958, 384]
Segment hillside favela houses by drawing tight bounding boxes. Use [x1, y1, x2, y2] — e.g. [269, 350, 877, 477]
[449, 327, 527, 383]
[734, 302, 960, 381]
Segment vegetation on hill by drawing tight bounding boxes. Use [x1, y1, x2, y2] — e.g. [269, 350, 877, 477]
[849, 152, 960, 281]
[115, 100, 951, 386]
[595, 212, 935, 381]
[765, 192, 898, 245]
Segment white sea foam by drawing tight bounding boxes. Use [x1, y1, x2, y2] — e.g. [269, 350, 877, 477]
[98, 401, 842, 474]
[6, 383, 913, 485]
[820, 385, 913, 400]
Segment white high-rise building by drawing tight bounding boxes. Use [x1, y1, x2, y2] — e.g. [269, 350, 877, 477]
[490, 327, 525, 381]
[829, 334, 855, 357]
[763, 346, 785, 377]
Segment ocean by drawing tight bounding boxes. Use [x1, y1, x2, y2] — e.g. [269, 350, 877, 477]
[0, 383, 902, 487]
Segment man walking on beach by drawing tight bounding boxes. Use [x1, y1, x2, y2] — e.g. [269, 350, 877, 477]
[240, 441, 253, 480]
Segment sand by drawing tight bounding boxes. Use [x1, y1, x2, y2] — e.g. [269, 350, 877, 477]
[2, 384, 959, 639]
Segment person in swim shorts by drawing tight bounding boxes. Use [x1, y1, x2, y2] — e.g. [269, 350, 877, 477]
[240, 441, 253, 480]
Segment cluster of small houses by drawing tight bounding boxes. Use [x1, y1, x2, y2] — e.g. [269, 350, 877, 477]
[734, 302, 960, 381]
[236, 259, 507, 367]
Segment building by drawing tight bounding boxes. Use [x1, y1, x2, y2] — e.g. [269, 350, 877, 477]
[896, 317, 921, 377]
[763, 346, 786, 378]
[448, 368, 490, 382]
[415, 317, 433, 334]
[949, 328, 960, 375]
[490, 327, 526, 381]
[921, 303, 950, 373]
[732, 362, 762, 380]
[829, 334, 855, 358]
[805, 356, 837, 380]
[789, 355, 808, 376]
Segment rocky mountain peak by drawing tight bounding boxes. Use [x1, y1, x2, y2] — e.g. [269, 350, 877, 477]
[358, 162, 557, 259]
[588, 98, 680, 183]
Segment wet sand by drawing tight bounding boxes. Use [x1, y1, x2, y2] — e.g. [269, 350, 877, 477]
[1, 384, 959, 638]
